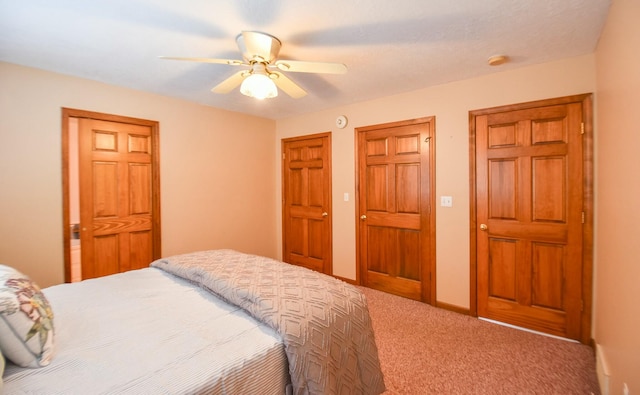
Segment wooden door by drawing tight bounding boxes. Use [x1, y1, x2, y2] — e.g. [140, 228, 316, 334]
[74, 115, 160, 279]
[357, 118, 435, 303]
[282, 133, 332, 274]
[470, 94, 593, 342]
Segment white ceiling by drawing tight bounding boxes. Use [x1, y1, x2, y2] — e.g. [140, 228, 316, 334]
[0, 0, 610, 120]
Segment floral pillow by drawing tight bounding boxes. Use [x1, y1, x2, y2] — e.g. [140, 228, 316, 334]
[0, 265, 55, 368]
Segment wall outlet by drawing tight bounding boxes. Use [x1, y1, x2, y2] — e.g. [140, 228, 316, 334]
[441, 196, 453, 207]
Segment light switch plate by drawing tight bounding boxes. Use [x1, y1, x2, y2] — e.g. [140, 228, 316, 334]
[441, 196, 453, 207]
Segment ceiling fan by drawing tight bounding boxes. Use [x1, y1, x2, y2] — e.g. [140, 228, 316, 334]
[160, 31, 347, 99]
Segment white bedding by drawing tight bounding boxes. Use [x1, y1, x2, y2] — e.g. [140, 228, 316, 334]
[2, 268, 289, 394]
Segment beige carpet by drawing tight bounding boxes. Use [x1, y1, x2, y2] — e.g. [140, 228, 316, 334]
[360, 286, 600, 394]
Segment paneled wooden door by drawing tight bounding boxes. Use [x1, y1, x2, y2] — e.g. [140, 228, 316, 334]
[62, 109, 161, 281]
[470, 94, 593, 342]
[356, 118, 435, 303]
[282, 133, 332, 274]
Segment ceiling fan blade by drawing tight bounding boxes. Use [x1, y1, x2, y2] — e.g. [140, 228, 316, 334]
[159, 56, 246, 66]
[271, 72, 307, 99]
[237, 31, 281, 62]
[274, 60, 347, 74]
[211, 70, 247, 94]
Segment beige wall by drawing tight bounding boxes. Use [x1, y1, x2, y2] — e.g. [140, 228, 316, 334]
[0, 62, 277, 288]
[594, 0, 640, 393]
[4, 15, 636, 388]
[275, 55, 596, 308]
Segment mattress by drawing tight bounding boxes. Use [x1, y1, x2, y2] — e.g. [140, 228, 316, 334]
[2, 267, 289, 394]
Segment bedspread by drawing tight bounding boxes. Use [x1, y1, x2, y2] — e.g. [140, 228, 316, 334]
[151, 249, 385, 395]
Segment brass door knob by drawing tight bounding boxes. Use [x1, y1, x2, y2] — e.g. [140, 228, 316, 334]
[322, 212, 328, 217]
[480, 224, 488, 231]
[360, 215, 367, 220]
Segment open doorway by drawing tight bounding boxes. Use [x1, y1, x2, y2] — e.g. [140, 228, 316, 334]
[62, 108, 161, 282]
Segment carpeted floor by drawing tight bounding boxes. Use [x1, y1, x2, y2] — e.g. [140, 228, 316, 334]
[360, 286, 600, 394]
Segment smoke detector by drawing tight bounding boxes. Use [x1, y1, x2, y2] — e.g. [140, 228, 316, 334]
[488, 55, 509, 66]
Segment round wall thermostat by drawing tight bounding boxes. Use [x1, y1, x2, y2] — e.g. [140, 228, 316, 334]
[335, 115, 348, 129]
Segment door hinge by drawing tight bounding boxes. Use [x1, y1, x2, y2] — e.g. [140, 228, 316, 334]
[580, 122, 585, 135]
[582, 211, 585, 224]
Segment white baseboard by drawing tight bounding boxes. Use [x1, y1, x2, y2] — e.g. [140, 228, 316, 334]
[596, 343, 610, 395]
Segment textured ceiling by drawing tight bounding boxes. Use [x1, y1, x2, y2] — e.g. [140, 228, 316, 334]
[0, 0, 610, 120]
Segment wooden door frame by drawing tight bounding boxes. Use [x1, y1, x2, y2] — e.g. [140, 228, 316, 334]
[355, 117, 437, 304]
[468, 94, 594, 344]
[61, 108, 162, 283]
[281, 132, 333, 275]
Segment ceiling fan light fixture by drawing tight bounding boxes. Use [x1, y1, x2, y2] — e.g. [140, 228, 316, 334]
[161, 31, 343, 99]
[240, 71, 278, 99]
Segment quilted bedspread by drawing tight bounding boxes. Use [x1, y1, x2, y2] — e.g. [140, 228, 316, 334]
[151, 249, 385, 395]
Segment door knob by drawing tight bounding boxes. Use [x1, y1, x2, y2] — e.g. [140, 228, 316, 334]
[360, 215, 367, 220]
[322, 212, 328, 217]
[480, 224, 488, 231]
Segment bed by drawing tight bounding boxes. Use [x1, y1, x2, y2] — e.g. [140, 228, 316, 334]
[0, 249, 385, 394]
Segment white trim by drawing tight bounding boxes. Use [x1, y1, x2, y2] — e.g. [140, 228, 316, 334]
[596, 344, 610, 395]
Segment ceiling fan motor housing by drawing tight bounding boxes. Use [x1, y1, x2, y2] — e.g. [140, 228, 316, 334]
[237, 31, 282, 63]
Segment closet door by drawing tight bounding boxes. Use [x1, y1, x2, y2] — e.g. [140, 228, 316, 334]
[356, 117, 435, 303]
[471, 94, 593, 342]
[282, 133, 332, 274]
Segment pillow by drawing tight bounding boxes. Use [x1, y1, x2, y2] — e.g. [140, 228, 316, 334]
[0, 265, 54, 368]
[0, 348, 5, 390]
